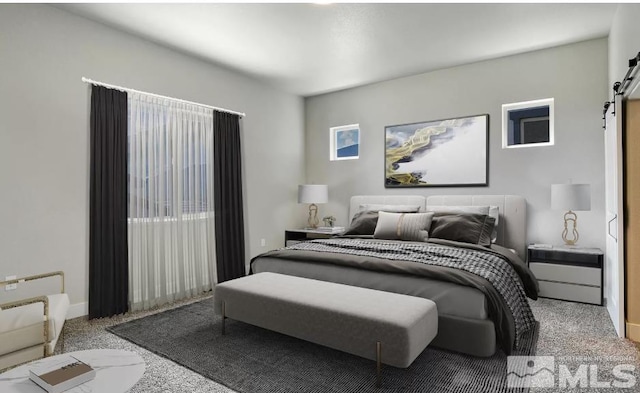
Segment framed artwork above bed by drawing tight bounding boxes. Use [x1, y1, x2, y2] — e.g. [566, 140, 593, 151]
[385, 114, 489, 187]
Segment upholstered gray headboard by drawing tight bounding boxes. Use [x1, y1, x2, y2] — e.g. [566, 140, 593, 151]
[349, 195, 427, 222]
[349, 195, 527, 260]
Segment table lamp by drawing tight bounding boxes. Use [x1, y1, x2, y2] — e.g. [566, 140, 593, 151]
[298, 185, 328, 229]
[551, 183, 591, 246]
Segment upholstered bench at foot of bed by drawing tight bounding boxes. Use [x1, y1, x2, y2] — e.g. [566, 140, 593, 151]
[214, 272, 438, 386]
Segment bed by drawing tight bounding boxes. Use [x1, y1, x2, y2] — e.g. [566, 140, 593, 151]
[250, 195, 538, 357]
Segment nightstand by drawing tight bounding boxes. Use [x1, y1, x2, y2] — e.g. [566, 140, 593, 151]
[527, 245, 603, 305]
[284, 228, 344, 247]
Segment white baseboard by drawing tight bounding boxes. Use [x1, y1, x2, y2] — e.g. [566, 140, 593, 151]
[67, 302, 88, 319]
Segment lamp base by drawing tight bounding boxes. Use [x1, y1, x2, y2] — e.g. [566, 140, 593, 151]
[562, 210, 579, 246]
[307, 203, 319, 229]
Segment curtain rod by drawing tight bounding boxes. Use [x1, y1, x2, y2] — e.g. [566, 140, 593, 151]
[81, 77, 246, 118]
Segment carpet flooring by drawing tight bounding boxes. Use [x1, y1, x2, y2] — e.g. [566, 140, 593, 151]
[57, 295, 639, 393]
[106, 297, 537, 393]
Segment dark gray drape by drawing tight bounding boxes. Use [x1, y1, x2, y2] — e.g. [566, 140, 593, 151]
[214, 111, 246, 282]
[89, 85, 129, 319]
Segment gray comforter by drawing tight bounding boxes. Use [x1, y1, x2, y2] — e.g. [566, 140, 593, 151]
[250, 237, 538, 354]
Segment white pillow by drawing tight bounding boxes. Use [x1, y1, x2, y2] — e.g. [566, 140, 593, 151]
[427, 205, 499, 243]
[373, 211, 434, 242]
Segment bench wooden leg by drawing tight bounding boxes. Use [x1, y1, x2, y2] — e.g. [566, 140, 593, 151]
[376, 341, 382, 388]
[222, 301, 226, 335]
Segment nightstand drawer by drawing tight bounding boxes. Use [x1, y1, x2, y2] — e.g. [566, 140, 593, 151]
[538, 281, 601, 305]
[528, 249, 602, 268]
[530, 262, 601, 286]
[284, 229, 344, 247]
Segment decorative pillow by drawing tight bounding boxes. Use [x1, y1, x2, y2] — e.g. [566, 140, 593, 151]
[427, 205, 499, 243]
[344, 210, 380, 236]
[345, 204, 422, 236]
[358, 204, 421, 214]
[373, 211, 434, 242]
[429, 212, 495, 247]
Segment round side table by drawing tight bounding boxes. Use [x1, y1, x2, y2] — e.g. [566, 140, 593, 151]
[0, 349, 145, 393]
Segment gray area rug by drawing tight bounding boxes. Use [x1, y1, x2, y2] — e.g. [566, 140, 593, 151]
[107, 298, 538, 393]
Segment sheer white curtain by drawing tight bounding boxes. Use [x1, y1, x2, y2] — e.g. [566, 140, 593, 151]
[128, 93, 216, 311]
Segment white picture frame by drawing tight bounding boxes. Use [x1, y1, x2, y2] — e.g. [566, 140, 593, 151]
[330, 124, 360, 161]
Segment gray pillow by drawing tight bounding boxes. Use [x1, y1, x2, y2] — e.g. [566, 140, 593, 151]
[344, 210, 380, 235]
[346, 204, 422, 236]
[427, 205, 499, 243]
[429, 212, 495, 247]
[373, 211, 434, 242]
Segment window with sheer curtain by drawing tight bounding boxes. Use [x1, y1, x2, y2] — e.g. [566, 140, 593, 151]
[127, 93, 216, 311]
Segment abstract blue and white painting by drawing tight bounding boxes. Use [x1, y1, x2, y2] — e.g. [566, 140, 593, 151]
[385, 115, 488, 187]
[330, 124, 360, 160]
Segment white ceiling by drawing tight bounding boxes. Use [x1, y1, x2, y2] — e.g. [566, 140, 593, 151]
[59, 3, 618, 97]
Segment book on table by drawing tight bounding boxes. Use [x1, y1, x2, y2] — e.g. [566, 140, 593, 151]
[29, 355, 96, 393]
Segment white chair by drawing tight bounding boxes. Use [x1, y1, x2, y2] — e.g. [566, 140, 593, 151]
[0, 272, 69, 371]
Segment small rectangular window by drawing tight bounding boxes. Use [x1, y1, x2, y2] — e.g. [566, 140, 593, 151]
[502, 98, 554, 149]
[329, 124, 360, 161]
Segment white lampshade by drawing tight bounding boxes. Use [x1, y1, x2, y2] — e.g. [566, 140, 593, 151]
[298, 184, 328, 204]
[551, 184, 591, 211]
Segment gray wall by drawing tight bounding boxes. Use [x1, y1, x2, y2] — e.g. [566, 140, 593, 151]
[0, 5, 305, 315]
[609, 4, 640, 91]
[305, 39, 608, 253]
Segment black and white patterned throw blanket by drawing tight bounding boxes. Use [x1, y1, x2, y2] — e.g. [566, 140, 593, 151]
[287, 238, 536, 349]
